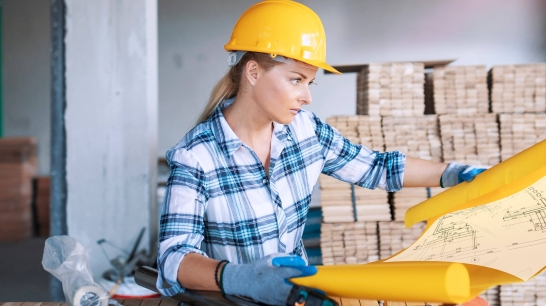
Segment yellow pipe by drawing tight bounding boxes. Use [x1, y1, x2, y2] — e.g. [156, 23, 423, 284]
[292, 262, 470, 304]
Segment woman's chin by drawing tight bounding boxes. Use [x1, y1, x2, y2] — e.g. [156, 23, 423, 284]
[276, 116, 295, 125]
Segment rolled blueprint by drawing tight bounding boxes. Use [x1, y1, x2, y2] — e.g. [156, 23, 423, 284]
[292, 140, 546, 304]
[405, 139, 546, 227]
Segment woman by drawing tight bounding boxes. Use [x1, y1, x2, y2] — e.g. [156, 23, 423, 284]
[156, 1, 485, 305]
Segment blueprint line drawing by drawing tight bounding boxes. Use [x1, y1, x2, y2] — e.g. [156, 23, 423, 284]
[387, 175, 546, 281]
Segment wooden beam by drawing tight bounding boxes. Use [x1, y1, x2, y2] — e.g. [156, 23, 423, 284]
[324, 60, 456, 74]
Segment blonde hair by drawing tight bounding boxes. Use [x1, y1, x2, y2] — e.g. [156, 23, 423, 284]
[195, 52, 282, 125]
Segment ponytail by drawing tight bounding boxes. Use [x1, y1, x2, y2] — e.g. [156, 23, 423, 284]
[195, 52, 281, 126]
[196, 70, 237, 125]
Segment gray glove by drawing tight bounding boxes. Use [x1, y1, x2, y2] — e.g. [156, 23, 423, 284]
[441, 162, 487, 188]
[222, 253, 317, 306]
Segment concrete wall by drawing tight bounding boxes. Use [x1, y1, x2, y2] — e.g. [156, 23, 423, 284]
[157, 0, 546, 155]
[64, 0, 158, 277]
[3, 0, 51, 175]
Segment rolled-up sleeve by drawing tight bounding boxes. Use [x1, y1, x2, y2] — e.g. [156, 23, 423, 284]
[309, 112, 405, 192]
[156, 148, 209, 296]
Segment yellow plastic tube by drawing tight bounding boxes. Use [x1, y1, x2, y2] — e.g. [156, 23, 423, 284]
[292, 261, 470, 304]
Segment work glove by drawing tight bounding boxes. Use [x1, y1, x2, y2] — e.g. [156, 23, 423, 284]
[440, 162, 488, 188]
[222, 253, 317, 306]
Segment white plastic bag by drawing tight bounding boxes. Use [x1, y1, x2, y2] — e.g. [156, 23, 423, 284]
[42, 235, 110, 306]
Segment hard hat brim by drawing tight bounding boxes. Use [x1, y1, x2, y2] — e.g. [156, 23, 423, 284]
[300, 58, 342, 75]
[224, 45, 341, 75]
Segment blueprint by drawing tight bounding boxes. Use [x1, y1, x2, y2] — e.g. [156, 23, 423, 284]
[387, 175, 546, 281]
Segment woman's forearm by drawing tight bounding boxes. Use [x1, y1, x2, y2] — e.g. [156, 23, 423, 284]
[403, 156, 448, 188]
[177, 252, 226, 291]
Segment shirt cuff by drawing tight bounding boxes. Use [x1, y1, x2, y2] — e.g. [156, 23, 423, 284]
[156, 246, 208, 296]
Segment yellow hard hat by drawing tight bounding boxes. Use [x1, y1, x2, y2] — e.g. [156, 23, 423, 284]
[224, 0, 341, 74]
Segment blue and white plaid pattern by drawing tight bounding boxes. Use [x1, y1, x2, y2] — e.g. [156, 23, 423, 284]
[156, 98, 406, 296]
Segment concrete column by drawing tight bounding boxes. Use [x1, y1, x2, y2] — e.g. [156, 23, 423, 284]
[65, 0, 158, 277]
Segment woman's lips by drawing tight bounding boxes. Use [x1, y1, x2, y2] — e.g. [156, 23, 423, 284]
[290, 109, 300, 115]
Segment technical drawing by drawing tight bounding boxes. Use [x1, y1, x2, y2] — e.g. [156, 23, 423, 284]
[387, 176, 546, 281]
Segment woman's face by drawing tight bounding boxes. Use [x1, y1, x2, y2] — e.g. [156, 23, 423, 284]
[252, 59, 318, 125]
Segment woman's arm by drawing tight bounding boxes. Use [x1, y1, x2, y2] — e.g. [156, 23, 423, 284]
[178, 253, 226, 291]
[403, 156, 448, 187]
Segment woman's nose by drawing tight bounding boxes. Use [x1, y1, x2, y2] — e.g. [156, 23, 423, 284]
[300, 86, 312, 105]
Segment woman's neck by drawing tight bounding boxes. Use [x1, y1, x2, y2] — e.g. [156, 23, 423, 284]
[222, 95, 273, 149]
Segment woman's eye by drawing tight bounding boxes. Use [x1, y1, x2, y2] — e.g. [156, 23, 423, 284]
[309, 80, 317, 86]
[291, 78, 301, 85]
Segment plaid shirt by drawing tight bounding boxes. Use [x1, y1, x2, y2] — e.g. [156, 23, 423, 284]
[156, 98, 406, 296]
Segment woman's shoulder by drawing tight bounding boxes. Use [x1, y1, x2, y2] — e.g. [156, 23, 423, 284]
[166, 120, 215, 163]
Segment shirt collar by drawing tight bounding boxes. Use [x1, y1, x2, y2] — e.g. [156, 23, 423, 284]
[210, 98, 243, 156]
[210, 98, 292, 157]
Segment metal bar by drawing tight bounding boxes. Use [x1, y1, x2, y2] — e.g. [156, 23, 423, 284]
[50, 0, 67, 301]
[134, 267, 262, 306]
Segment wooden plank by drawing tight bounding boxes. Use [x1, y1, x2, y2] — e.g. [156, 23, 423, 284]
[40, 303, 62, 306]
[324, 60, 456, 74]
[340, 298, 361, 306]
[330, 296, 342, 305]
[120, 300, 142, 306]
[385, 302, 406, 306]
[21, 304, 42, 306]
[139, 298, 162, 306]
[359, 300, 379, 306]
[158, 298, 179, 306]
[1, 303, 24, 306]
[113, 300, 125, 305]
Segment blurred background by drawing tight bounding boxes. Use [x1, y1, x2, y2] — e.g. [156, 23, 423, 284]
[1, 0, 546, 302]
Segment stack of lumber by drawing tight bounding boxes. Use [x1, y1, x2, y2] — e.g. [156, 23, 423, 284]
[320, 175, 391, 222]
[439, 114, 500, 166]
[34, 176, 51, 237]
[536, 272, 546, 305]
[326, 116, 359, 144]
[490, 63, 546, 114]
[382, 115, 442, 162]
[392, 187, 444, 221]
[499, 114, 546, 161]
[320, 222, 379, 265]
[432, 65, 489, 115]
[378, 221, 426, 259]
[0, 137, 37, 242]
[357, 63, 425, 116]
[500, 281, 537, 306]
[479, 287, 500, 306]
[354, 186, 390, 222]
[356, 116, 385, 151]
[320, 174, 354, 223]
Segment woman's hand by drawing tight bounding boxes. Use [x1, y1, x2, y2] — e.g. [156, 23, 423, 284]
[441, 162, 488, 188]
[222, 253, 317, 306]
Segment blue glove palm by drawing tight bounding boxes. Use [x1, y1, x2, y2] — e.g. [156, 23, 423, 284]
[222, 253, 317, 306]
[441, 162, 487, 188]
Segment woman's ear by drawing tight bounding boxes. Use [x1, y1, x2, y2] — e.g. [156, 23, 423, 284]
[244, 60, 260, 86]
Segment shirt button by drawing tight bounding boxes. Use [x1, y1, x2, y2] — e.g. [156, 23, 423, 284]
[263, 178, 268, 184]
